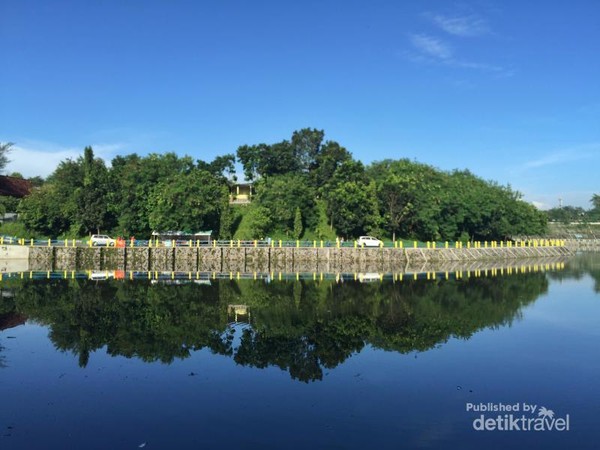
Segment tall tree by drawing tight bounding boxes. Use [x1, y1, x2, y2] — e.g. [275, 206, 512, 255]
[111, 152, 195, 236]
[75, 147, 114, 234]
[311, 140, 351, 192]
[293, 207, 303, 239]
[323, 160, 380, 237]
[148, 169, 229, 232]
[290, 128, 324, 172]
[0, 142, 13, 173]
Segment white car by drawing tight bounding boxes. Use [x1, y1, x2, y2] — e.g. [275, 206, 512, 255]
[90, 234, 116, 246]
[357, 236, 383, 247]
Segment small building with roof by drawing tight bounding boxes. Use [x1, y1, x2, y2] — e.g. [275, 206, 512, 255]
[229, 183, 253, 204]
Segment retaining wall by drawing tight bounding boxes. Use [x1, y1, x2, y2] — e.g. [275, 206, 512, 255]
[25, 245, 574, 272]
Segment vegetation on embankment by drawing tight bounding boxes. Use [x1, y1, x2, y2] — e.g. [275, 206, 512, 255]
[8, 129, 548, 242]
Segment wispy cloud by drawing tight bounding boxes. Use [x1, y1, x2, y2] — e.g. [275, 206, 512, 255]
[406, 32, 511, 76]
[404, 8, 512, 77]
[427, 13, 489, 37]
[409, 33, 453, 60]
[522, 145, 600, 170]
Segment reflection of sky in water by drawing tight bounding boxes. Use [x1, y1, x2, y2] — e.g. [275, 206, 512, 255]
[1, 260, 599, 449]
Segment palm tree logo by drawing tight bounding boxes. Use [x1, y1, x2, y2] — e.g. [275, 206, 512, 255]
[538, 406, 555, 419]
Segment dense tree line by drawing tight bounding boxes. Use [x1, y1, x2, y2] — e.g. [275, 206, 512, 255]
[13, 129, 548, 240]
[545, 194, 600, 223]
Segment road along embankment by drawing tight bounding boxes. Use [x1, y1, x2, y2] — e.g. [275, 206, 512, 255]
[26, 244, 574, 273]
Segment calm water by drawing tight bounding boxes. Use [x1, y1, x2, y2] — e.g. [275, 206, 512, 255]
[1, 255, 599, 450]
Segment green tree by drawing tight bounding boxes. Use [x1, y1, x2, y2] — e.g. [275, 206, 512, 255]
[311, 140, 352, 192]
[19, 157, 84, 236]
[197, 154, 236, 179]
[111, 153, 195, 236]
[148, 169, 228, 232]
[74, 147, 115, 234]
[219, 205, 234, 240]
[293, 207, 303, 239]
[243, 205, 272, 239]
[236, 144, 266, 181]
[255, 173, 317, 235]
[290, 128, 324, 173]
[0, 142, 13, 172]
[18, 184, 69, 236]
[323, 160, 381, 237]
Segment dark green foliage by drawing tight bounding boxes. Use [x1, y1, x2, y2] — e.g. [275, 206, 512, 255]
[15, 129, 550, 240]
[255, 173, 318, 236]
[75, 147, 115, 234]
[0, 142, 13, 172]
[368, 160, 547, 241]
[293, 207, 303, 239]
[148, 169, 228, 232]
[242, 205, 272, 239]
[322, 160, 381, 237]
[111, 153, 196, 236]
[219, 205, 234, 240]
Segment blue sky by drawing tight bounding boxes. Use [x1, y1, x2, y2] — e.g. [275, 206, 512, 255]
[1, 0, 599, 209]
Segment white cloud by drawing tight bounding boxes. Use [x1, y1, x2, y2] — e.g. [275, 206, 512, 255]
[429, 13, 489, 37]
[522, 145, 599, 170]
[3, 140, 124, 178]
[409, 33, 453, 60]
[406, 33, 512, 76]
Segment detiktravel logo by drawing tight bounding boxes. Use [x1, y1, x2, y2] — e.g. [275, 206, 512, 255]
[466, 402, 570, 432]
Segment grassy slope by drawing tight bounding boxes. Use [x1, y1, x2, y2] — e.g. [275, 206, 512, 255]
[231, 200, 338, 241]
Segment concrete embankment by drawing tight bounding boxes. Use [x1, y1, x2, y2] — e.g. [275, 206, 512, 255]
[27, 245, 574, 273]
[564, 239, 600, 250]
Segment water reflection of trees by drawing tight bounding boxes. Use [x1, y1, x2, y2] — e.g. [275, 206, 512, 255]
[547, 253, 600, 292]
[1, 274, 551, 381]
